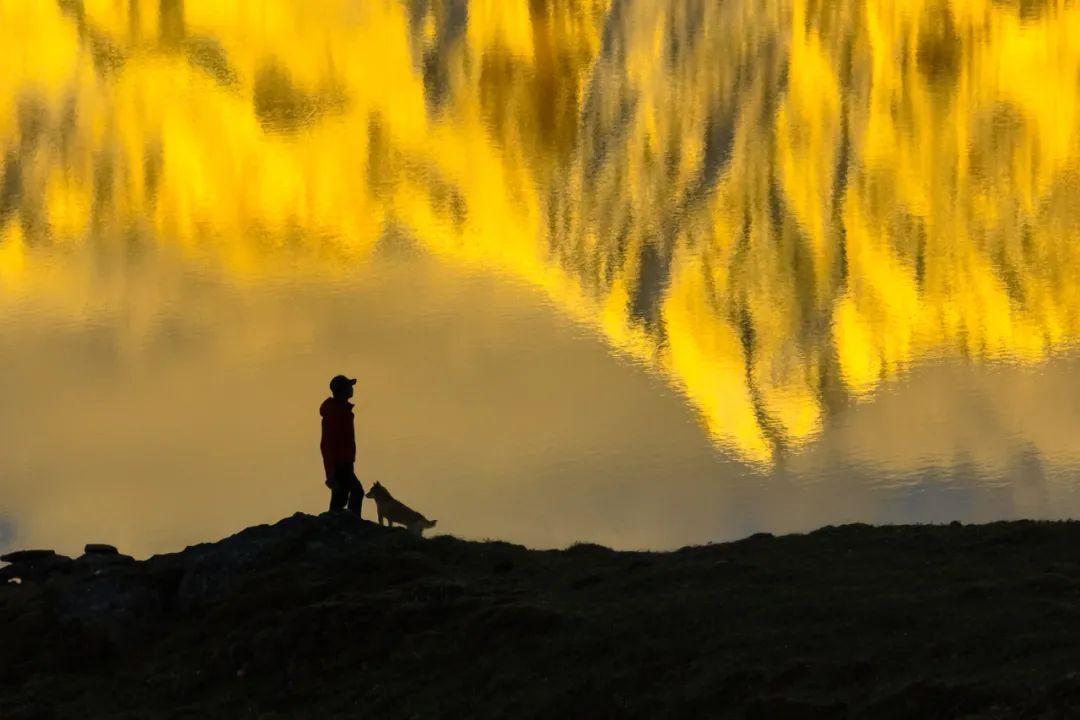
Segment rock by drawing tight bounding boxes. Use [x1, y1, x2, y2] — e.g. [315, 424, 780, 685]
[57, 568, 163, 625]
[175, 515, 316, 611]
[85, 544, 120, 556]
[0, 549, 74, 582]
[77, 552, 136, 567]
[1, 549, 58, 563]
[78, 544, 133, 567]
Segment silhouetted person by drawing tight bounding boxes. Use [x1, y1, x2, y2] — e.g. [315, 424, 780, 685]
[320, 375, 363, 516]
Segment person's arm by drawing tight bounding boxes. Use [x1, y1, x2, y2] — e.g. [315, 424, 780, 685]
[327, 409, 354, 463]
[345, 410, 357, 462]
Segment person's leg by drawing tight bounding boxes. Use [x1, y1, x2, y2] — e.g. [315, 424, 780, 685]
[328, 482, 346, 512]
[328, 465, 347, 512]
[345, 468, 364, 518]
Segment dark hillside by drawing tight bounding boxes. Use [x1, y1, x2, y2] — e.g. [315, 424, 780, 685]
[4, 513, 1080, 718]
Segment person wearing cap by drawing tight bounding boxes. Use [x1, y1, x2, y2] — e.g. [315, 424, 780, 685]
[320, 375, 363, 516]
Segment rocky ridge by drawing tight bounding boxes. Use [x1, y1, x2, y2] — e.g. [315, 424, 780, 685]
[5, 513, 1080, 718]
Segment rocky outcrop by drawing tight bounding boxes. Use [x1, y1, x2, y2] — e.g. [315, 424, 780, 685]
[1, 549, 74, 583]
[6, 515, 1080, 718]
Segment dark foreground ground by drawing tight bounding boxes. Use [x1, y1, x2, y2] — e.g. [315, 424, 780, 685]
[5, 515, 1080, 719]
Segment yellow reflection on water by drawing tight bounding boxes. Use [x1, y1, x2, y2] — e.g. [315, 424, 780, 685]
[3, 0, 1080, 469]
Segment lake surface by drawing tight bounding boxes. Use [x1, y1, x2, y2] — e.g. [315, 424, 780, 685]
[3, 0, 1080, 557]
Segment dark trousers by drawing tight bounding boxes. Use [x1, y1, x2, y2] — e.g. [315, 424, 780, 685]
[329, 463, 364, 517]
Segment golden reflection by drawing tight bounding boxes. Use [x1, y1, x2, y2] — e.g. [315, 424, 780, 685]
[3, 0, 1080, 467]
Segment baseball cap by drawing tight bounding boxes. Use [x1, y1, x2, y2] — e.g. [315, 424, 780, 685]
[329, 375, 357, 393]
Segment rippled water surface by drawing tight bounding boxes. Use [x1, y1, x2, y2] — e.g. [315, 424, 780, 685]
[4, 0, 1080, 556]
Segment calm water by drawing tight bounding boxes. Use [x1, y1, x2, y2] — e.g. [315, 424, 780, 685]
[3, 0, 1080, 557]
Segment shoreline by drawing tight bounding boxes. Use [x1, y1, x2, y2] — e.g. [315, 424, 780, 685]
[5, 512, 1080, 718]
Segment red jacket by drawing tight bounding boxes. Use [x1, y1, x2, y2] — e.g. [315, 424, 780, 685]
[319, 397, 356, 480]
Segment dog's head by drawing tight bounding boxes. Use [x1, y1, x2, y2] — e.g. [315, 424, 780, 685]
[365, 481, 387, 500]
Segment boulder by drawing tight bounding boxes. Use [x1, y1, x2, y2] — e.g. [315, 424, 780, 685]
[1, 549, 59, 564]
[0, 550, 74, 582]
[84, 544, 120, 556]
